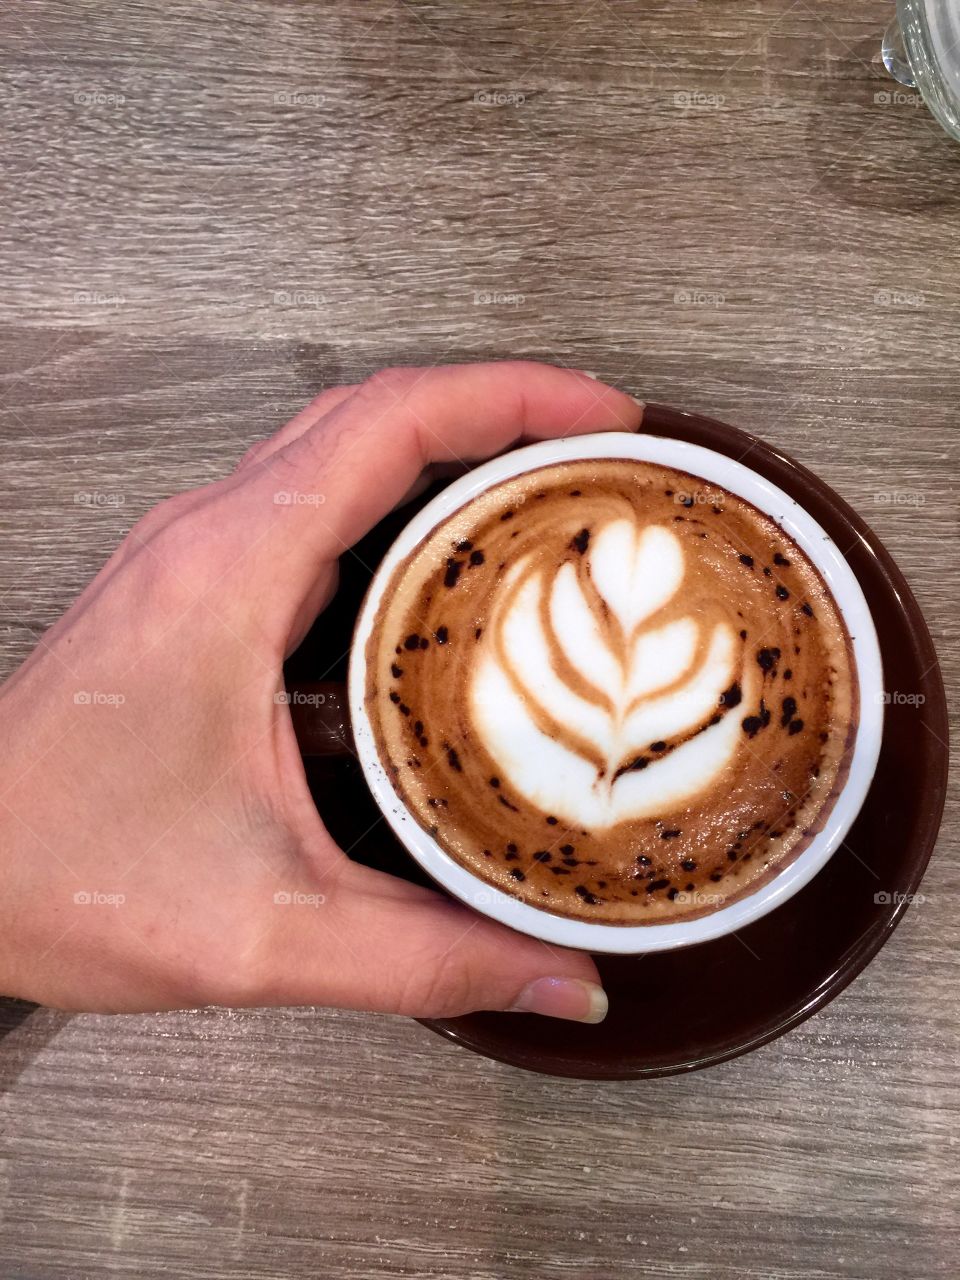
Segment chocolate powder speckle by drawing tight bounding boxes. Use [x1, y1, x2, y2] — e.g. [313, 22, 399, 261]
[719, 682, 742, 709]
[742, 700, 772, 738]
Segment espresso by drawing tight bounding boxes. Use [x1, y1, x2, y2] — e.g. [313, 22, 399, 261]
[365, 460, 857, 924]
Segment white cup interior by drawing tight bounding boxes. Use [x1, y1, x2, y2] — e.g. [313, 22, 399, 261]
[348, 432, 884, 955]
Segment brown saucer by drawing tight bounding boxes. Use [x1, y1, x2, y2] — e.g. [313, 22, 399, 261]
[290, 405, 948, 1080]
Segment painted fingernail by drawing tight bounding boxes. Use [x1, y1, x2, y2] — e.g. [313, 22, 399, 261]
[509, 977, 608, 1024]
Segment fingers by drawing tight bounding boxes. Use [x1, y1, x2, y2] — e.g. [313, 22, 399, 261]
[247, 362, 643, 562]
[235, 384, 360, 471]
[260, 864, 607, 1023]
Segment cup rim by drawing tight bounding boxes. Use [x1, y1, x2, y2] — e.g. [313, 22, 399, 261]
[897, 0, 960, 142]
[348, 431, 884, 954]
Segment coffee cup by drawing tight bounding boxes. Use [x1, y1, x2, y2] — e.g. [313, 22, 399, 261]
[296, 431, 883, 955]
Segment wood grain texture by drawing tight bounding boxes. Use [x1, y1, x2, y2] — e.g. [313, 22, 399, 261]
[0, 2, 957, 1277]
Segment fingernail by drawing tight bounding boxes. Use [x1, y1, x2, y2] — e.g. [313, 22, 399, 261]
[576, 369, 644, 415]
[509, 977, 608, 1024]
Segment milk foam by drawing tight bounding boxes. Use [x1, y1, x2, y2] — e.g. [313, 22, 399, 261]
[470, 519, 754, 828]
[367, 457, 856, 926]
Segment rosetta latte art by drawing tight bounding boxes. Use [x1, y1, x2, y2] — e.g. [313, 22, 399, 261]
[471, 521, 759, 828]
[366, 459, 856, 925]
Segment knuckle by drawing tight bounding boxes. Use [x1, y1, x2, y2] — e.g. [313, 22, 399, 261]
[126, 492, 199, 554]
[130, 512, 195, 572]
[361, 366, 417, 404]
[391, 954, 478, 1018]
[129, 484, 235, 565]
[237, 439, 270, 471]
[117, 488, 237, 611]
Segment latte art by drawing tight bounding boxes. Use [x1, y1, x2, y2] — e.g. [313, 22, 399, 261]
[366, 459, 856, 925]
[471, 520, 758, 828]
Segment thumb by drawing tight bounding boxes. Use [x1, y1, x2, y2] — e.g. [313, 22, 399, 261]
[266, 865, 608, 1024]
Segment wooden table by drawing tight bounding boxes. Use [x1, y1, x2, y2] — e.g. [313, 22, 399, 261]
[1, 3, 957, 1276]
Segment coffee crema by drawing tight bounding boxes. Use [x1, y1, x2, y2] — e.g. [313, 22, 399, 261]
[365, 460, 857, 924]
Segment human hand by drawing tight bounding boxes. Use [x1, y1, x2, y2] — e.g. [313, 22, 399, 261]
[0, 363, 642, 1021]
